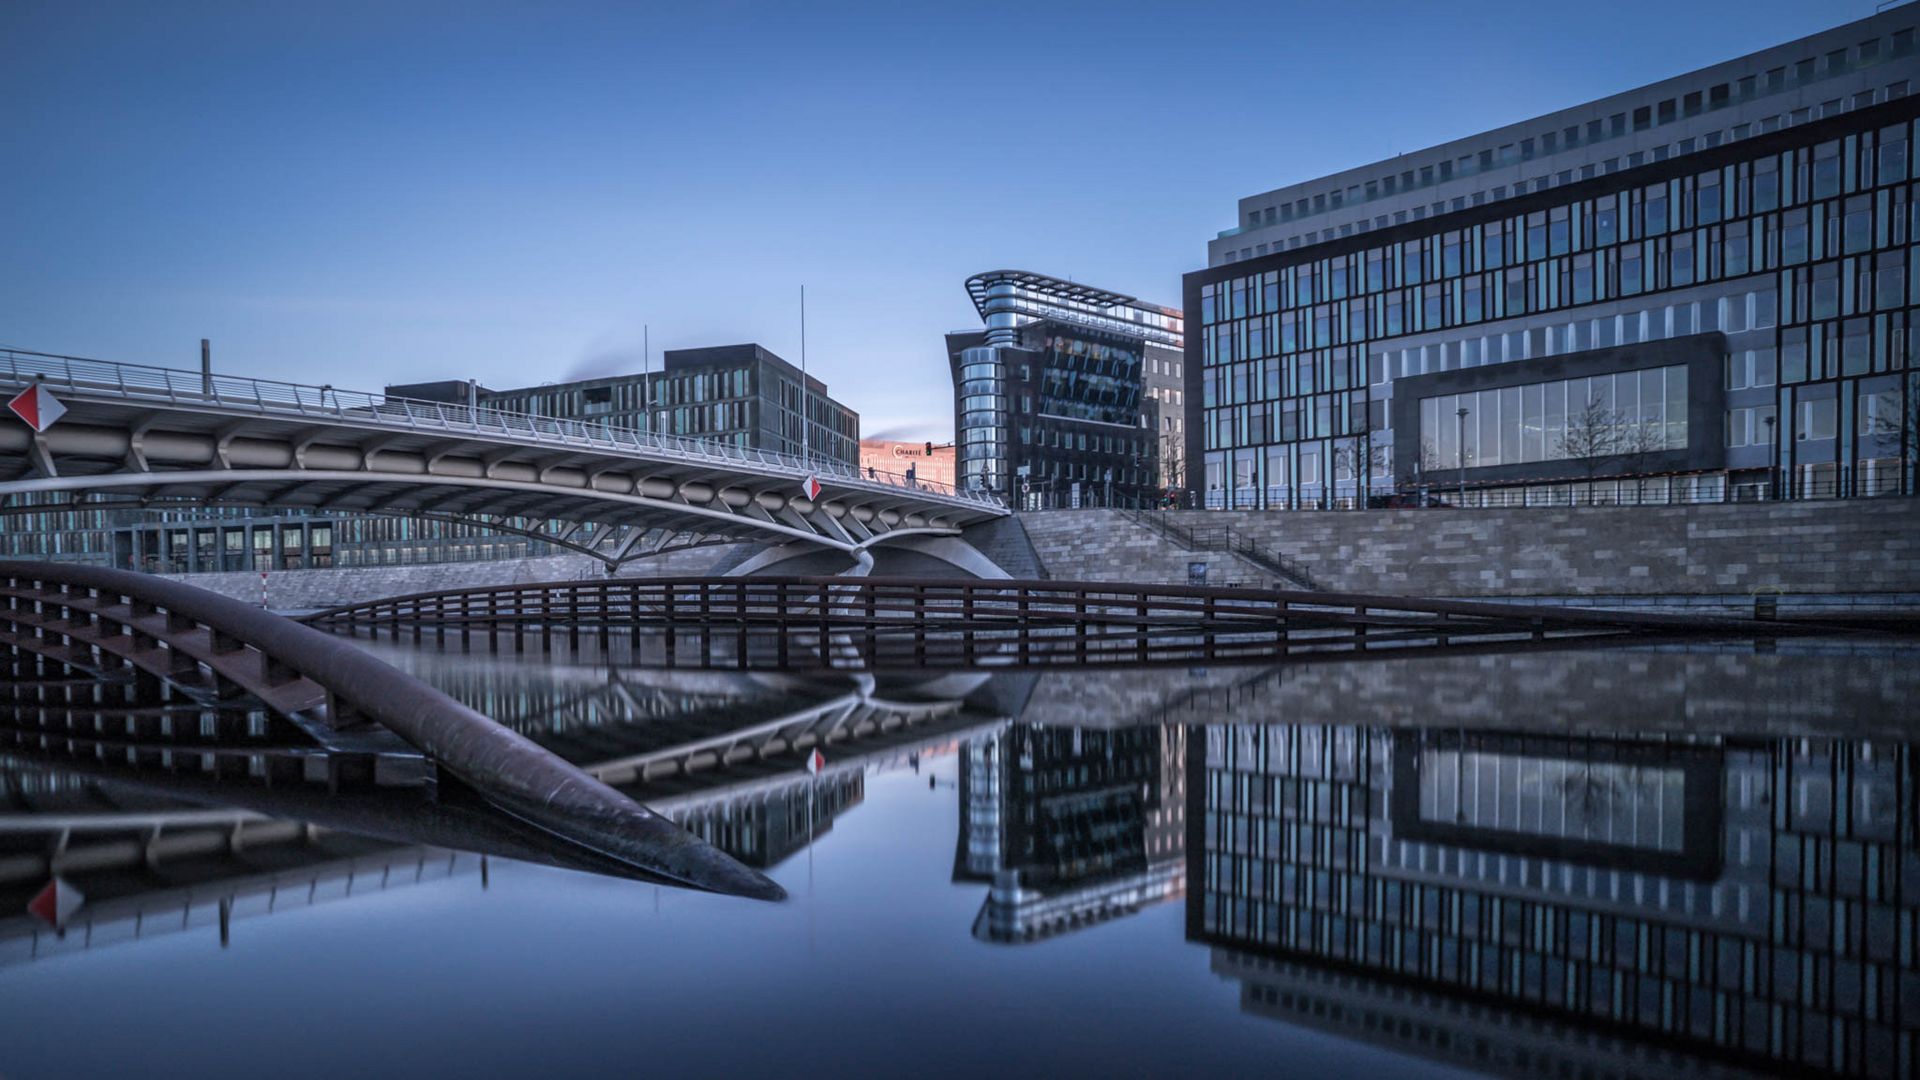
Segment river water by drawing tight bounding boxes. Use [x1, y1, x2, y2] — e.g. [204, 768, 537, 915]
[3, 636, 1918, 1078]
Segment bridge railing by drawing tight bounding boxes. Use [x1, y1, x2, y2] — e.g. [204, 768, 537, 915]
[301, 574, 1862, 669]
[0, 348, 1004, 511]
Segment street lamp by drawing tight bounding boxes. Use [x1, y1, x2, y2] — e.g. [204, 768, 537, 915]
[1764, 413, 1777, 499]
[1455, 407, 1470, 507]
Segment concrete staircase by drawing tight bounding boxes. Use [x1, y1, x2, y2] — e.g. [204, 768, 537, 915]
[1121, 511, 1320, 590]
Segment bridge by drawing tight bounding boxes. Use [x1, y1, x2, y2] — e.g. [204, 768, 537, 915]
[301, 574, 1873, 670]
[0, 561, 784, 899]
[0, 348, 1007, 572]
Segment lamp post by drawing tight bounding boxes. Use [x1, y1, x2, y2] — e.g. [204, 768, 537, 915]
[1455, 407, 1470, 507]
[1764, 413, 1778, 499]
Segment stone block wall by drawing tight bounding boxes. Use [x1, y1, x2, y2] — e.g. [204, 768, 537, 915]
[1018, 512, 1274, 589]
[1019, 498, 1920, 597]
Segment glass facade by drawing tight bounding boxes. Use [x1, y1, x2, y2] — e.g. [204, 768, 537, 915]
[0, 501, 568, 571]
[1416, 365, 1688, 470]
[951, 270, 1183, 509]
[1188, 100, 1920, 508]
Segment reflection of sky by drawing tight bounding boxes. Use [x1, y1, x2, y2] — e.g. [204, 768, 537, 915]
[1, 760, 1464, 1079]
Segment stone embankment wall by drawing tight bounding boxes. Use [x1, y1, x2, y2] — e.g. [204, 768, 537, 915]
[164, 543, 748, 611]
[1020, 498, 1920, 597]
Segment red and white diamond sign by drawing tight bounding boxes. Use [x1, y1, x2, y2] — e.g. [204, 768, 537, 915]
[27, 876, 84, 929]
[7, 383, 67, 433]
[802, 475, 822, 501]
[806, 748, 825, 775]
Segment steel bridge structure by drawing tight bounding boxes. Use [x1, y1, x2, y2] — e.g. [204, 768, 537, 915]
[0, 348, 1007, 571]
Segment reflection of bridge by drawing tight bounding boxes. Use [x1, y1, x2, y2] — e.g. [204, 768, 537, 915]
[0, 670, 1008, 967]
[0, 348, 1005, 569]
[0, 561, 782, 898]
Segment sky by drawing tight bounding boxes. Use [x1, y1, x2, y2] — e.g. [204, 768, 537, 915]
[0, 0, 1886, 439]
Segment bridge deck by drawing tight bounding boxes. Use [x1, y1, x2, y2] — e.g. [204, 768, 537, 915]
[0, 348, 1004, 564]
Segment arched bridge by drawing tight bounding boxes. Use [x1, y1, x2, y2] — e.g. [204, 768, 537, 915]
[0, 348, 1006, 569]
[0, 561, 782, 899]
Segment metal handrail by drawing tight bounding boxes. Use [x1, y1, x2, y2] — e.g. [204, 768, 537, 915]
[0, 347, 1005, 512]
[301, 574, 1854, 635]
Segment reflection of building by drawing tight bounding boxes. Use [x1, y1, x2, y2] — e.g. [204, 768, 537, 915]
[955, 724, 1185, 943]
[1190, 9, 1920, 509]
[1190, 724, 1918, 1076]
[858, 439, 956, 489]
[675, 774, 864, 870]
[949, 270, 1186, 508]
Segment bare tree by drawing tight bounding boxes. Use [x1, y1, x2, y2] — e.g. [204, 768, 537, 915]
[1333, 439, 1385, 506]
[1557, 396, 1623, 496]
[1866, 380, 1920, 496]
[1617, 418, 1668, 503]
[1399, 438, 1442, 491]
[1158, 430, 1186, 492]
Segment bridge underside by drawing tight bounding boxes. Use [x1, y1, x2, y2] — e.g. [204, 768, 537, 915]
[0, 409, 1001, 568]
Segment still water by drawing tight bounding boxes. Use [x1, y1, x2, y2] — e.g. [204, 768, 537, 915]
[3, 636, 1918, 1078]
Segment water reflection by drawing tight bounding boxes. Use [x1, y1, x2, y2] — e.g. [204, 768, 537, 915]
[4, 636, 1917, 1077]
[1188, 724, 1915, 1077]
[955, 723, 1186, 943]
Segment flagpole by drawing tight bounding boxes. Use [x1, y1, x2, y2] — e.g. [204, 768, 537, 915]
[799, 285, 809, 465]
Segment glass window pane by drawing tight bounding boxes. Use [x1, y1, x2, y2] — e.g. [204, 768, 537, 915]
[1500, 386, 1522, 465]
[1665, 366, 1689, 447]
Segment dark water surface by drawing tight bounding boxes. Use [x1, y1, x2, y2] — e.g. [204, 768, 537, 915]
[3, 637, 1918, 1078]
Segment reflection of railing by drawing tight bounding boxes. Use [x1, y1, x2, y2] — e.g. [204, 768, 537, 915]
[300, 574, 1876, 670]
[0, 348, 1003, 510]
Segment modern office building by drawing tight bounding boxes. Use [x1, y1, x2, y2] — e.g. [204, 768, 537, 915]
[1188, 9, 1920, 509]
[1189, 723, 1920, 1076]
[391, 342, 859, 468]
[2, 343, 860, 572]
[948, 270, 1185, 508]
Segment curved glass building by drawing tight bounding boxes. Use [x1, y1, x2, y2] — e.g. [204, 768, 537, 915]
[946, 270, 1186, 509]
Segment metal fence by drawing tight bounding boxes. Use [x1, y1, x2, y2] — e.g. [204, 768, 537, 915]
[1195, 471, 1914, 511]
[300, 574, 1875, 670]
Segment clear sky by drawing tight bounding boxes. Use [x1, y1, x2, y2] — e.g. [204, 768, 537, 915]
[0, 0, 1884, 438]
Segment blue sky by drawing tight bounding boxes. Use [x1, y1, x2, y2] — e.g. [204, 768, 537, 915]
[0, 0, 1877, 437]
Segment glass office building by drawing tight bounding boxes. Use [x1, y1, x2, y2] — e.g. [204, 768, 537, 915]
[1187, 10, 1920, 509]
[391, 343, 859, 469]
[949, 270, 1185, 508]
